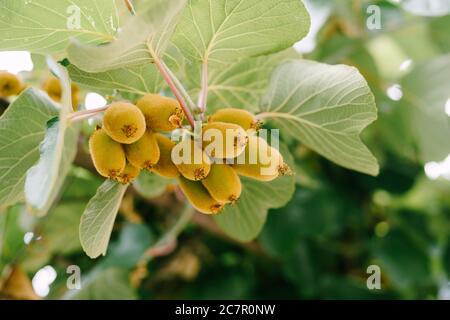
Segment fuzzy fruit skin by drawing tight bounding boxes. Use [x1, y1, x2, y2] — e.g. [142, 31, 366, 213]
[152, 134, 180, 179]
[178, 176, 224, 214]
[42, 76, 80, 110]
[116, 163, 141, 184]
[201, 164, 242, 203]
[136, 93, 184, 132]
[124, 130, 161, 170]
[173, 139, 211, 181]
[202, 122, 248, 159]
[89, 128, 126, 179]
[0, 72, 22, 97]
[103, 102, 146, 144]
[232, 135, 284, 182]
[208, 108, 259, 131]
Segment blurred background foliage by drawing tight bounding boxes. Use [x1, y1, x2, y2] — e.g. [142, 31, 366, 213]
[1, 0, 450, 300]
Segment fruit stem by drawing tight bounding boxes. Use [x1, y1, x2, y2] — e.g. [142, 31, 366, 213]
[137, 203, 194, 266]
[198, 61, 208, 114]
[124, 0, 136, 15]
[67, 105, 110, 123]
[152, 55, 196, 129]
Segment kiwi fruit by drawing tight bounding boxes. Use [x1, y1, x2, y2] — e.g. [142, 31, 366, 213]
[124, 130, 161, 170]
[201, 164, 242, 203]
[152, 134, 180, 179]
[103, 102, 146, 144]
[202, 122, 248, 159]
[178, 176, 224, 214]
[136, 93, 184, 132]
[89, 128, 126, 179]
[172, 138, 211, 181]
[208, 108, 260, 131]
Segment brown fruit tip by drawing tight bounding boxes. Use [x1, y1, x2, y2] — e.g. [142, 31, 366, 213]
[211, 204, 224, 214]
[168, 114, 183, 128]
[121, 124, 138, 138]
[278, 163, 294, 177]
[117, 174, 132, 184]
[251, 120, 263, 131]
[229, 195, 240, 204]
[194, 168, 207, 180]
[143, 161, 154, 171]
[108, 169, 121, 179]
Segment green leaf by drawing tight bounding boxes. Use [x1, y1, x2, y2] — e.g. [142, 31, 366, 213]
[67, 0, 187, 73]
[214, 144, 295, 242]
[372, 229, 431, 289]
[399, 54, 450, 163]
[261, 60, 379, 176]
[0, 88, 58, 210]
[24, 120, 79, 215]
[132, 171, 174, 199]
[79, 180, 128, 259]
[173, 0, 310, 66]
[190, 49, 300, 113]
[24, 59, 79, 216]
[68, 62, 162, 96]
[0, 0, 119, 54]
[65, 268, 137, 300]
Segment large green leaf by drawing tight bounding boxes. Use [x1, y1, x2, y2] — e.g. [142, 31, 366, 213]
[67, 0, 187, 73]
[0, 88, 58, 210]
[189, 49, 300, 113]
[173, 0, 310, 66]
[79, 180, 128, 259]
[214, 144, 295, 242]
[399, 54, 450, 163]
[68, 63, 162, 96]
[0, 0, 119, 54]
[24, 59, 79, 216]
[260, 60, 379, 176]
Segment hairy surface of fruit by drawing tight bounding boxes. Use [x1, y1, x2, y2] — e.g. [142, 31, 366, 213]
[117, 163, 141, 184]
[232, 135, 286, 181]
[201, 164, 242, 203]
[89, 128, 126, 179]
[124, 130, 161, 170]
[136, 93, 184, 132]
[208, 108, 260, 131]
[172, 139, 211, 181]
[178, 176, 224, 214]
[103, 102, 146, 144]
[152, 134, 180, 179]
[42, 76, 80, 110]
[0, 72, 22, 97]
[202, 122, 248, 159]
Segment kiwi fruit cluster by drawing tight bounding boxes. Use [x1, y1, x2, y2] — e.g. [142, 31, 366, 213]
[89, 97, 290, 215]
[89, 94, 184, 184]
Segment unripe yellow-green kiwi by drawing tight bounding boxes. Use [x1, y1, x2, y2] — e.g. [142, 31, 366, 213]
[208, 108, 260, 131]
[178, 176, 224, 214]
[202, 122, 248, 159]
[103, 102, 146, 144]
[124, 130, 161, 170]
[42, 76, 80, 110]
[201, 164, 242, 203]
[89, 128, 126, 179]
[136, 93, 184, 132]
[116, 163, 141, 184]
[0, 71, 23, 97]
[152, 134, 180, 179]
[172, 139, 211, 181]
[232, 135, 289, 182]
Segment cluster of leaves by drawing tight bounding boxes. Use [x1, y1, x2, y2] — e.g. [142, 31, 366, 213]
[0, 0, 449, 300]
